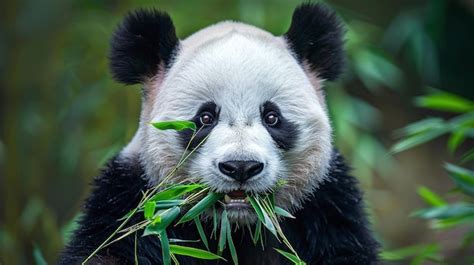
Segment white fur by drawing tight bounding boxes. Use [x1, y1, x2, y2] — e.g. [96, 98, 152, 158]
[123, 21, 333, 220]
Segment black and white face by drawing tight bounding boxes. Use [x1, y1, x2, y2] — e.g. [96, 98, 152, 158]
[139, 23, 331, 223]
[113, 4, 344, 223]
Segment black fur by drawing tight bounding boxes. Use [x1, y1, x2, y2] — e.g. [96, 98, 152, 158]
[59, 151, 379, 264]
[179, 102, 220, 150]
[261, 101, 299, 150]
[109, 9, 179, 85]
[284, 3, 345, 81]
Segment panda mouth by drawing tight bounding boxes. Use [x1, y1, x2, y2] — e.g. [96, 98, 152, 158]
[223, 189, 251, 209]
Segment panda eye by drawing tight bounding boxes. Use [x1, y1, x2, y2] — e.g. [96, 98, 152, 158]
[264, 111, 279, 126]
[199, 112, 214, 125]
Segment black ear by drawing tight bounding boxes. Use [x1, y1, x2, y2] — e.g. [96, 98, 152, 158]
[284, 3, 345, 81]
[109, 9, 179, 85]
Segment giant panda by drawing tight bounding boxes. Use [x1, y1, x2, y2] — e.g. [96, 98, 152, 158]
[59, 3, 380, 265]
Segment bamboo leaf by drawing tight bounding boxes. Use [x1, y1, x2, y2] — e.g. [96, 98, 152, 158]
[178, 193, 223, 224]
[144, 201, 156, 220]
[275, 207, 296, 219]
[160, 231, 171, 265]
[415, 92, 474, 113]
[151, 184, 204, 201]
[155, 200, 185, 209]
[151, 120, 196, 131]
[218, 210, 228, 254]
[224, 212, 238, 265]
[170, 245, 224, 260]
[251, 220, 262, 245]
[430, 215, 474, 230]
[417, 186, 447, 207]
[275, 248, 305, 265]
[448, 128, 469, 153]
[194, 217, 209, 250]
[380, 244, 439, 261]
[413, 203, 474, 219]
[248, 196, 277, 237]
[461, 148, 474, 163]
[169, 238, 200, 243]
[33, 245, 48, 265]
[391, 127, 449, 153]
[445, 163, 474, 196]
[275, 179, 288, 189]
[143, 206, 181, 236]
[394, 118, 445, 137]
[269, 194, 275, 210]
[248, 196, 264, 220]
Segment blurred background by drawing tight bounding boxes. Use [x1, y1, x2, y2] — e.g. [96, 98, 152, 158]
[1, 0, 473, 264]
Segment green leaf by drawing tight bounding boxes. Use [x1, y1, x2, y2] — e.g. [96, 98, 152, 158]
[275, 207, 296, 219]
[448, 111, 474, 128]
[268, 194, 276, 210]
[225, 213, 238, 265]
[155, 200, 185, 209]
[33, 245, 48, 265]
[252, 220, 262, 245]
[461, 148, 474, 163]
[275, 179, 288, 189]
[248, 196, 277, 237]
[381, 246, 422, 261]
[415, 92, 474, 113]
[144, 201, 156, 220]
[430, 215, 474, 230]
[445, 163, 474, 196]
[170, 245, 224, 260]
[168, 238, 200, 243]
[391, 126, 449, 153]
[380, 244, 439, 261]
[448, 128, 469, 153]
[275, 248, 305, 265]
[353, 49, 403, 91]
[143, 206, 181, 236]
[151, 120, 197, 131]
[160, 231, 171, 265]
[218, 210, 228, 254]
[395, 118, 445, 137]
[151, 184, 204, 201]
[410, 244, 442, 265]
[413, 203, 474, 219]
[417, 186, 446, 207]
[248, 196, 264, 220]
[177, 192, 223, 224]
[194, 217, 209, 250]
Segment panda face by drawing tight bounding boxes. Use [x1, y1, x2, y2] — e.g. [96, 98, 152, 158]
[112, 4, 344, 223]
[139, 25, 332, 223]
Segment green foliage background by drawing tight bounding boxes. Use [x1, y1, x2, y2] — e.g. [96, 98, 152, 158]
[1, 0, 473, 264]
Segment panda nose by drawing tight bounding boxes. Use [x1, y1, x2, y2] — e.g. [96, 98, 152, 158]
[218, 160, 264, 183]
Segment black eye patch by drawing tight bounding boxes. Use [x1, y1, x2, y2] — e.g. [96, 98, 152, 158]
[261, 101, 299, 150]
[179, 102, 219, 150]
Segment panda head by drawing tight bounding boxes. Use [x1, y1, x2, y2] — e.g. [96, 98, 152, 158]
[113, 4, 345, 223]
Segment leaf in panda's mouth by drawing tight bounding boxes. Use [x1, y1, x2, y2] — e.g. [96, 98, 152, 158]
[84, 120, 306, 265]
